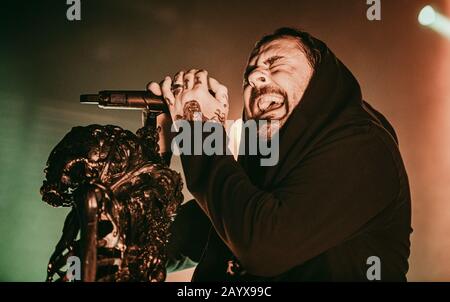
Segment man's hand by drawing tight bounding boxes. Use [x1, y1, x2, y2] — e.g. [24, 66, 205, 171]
[147, 69, 229, 126]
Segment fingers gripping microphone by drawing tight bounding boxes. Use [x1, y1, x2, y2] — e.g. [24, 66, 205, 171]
[80, 91, 168, 113]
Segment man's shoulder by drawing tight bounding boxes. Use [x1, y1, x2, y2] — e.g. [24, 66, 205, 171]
[317, 101, 399, 150]
[304, 121, 404, 187]
[315, 119, 398, 155]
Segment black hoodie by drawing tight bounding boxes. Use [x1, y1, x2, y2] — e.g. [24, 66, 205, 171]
[168, 37, 412, 281]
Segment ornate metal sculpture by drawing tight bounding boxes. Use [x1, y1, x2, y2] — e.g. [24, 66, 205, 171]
[40, 112, 183, 282]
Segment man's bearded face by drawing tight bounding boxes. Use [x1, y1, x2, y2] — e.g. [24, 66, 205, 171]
[243, 37, 314, 139]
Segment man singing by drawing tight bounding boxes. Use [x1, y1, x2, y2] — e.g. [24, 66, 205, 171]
[148, 28, 412, 281]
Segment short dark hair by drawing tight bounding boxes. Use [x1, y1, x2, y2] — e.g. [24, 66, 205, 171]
[251, 27, 322, 69]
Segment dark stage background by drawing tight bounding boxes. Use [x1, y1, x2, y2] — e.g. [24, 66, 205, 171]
[0, 0, 449, 281]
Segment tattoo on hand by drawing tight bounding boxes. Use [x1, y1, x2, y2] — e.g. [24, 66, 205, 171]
[182, 101, 204, 121]
[174, 100, 225, 125]
[214, 109, 226, 124]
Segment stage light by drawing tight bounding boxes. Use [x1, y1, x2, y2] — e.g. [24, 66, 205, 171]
[418, 5, 450, 40]
[419, 5, 436, 26]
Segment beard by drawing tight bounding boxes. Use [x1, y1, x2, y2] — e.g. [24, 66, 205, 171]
[257, 119, 282, 141]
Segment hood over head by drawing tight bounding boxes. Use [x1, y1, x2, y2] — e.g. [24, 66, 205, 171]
[239, 35, 384, 188]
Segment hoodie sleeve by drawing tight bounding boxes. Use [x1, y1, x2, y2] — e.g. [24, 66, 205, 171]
[166, 200, 211, 273]
[180, 123, 400, 277]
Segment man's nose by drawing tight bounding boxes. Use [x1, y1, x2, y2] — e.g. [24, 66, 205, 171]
[248, 69, 270, 88]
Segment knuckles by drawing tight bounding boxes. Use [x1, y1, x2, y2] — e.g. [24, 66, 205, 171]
[148, 68, 229, 103]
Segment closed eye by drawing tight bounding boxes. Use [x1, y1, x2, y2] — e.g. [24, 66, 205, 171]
[243, 55, 285, 86]
[266, 56, 283, 65]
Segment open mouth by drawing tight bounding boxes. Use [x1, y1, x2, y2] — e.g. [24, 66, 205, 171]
[257, 94, 284, 110]
[255, 94, 285, 119]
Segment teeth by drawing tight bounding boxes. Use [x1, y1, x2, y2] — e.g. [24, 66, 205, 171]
[257, 94, 284, 112]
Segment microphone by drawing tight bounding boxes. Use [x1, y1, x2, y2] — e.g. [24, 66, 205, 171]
[80, 90, 168, 112]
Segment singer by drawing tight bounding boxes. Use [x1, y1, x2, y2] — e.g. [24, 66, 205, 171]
[148, 28, 412, 281]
